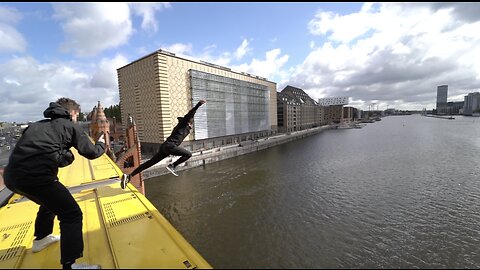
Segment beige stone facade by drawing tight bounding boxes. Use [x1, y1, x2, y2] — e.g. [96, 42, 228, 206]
[117, 50, 277, 147]
[277, 86, 324, 132]
[324, 105, 344, 124]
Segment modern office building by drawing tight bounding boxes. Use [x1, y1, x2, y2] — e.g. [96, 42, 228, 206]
[436, 85, 448, 114]
[117, 49, 277, 153]
[463, 92, 480, 115]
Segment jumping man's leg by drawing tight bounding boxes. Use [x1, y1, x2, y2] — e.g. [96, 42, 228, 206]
[130, 150, 169, 177]
[168, 146, 192, 168]
[121, 146, 170, 188]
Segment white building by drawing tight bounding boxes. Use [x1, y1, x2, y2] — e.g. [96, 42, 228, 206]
[318, 97, 349, 106]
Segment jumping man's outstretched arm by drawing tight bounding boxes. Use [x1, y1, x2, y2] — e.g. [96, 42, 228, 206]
[182, 99, 206, 123]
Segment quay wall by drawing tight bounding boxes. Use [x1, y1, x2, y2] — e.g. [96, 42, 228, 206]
[142, 125, 332, 179]
[0, 168, 3, 190]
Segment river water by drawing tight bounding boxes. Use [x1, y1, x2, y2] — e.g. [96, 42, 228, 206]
[145, 114, 480, 268]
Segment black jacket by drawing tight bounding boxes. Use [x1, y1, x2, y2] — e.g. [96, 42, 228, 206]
[165, 101, 203, 146]
[4, 102, 105, 186]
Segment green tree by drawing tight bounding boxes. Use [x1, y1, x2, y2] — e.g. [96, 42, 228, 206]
[104, 104, 122, 122]
[78, 112, 86, 122]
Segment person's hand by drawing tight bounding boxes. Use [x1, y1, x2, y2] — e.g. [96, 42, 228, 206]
[97, 133, 105, 144]
[199, 99, 206, 105]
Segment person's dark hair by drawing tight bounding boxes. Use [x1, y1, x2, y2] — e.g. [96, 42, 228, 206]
[56, 97, 80, 112]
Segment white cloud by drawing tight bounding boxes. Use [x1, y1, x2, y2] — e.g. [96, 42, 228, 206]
[197, 44, 232, 67]
[0, 5, 21, 24]
[0, 55, 125, 122]
[290, 3, 480, 111]
[168, 42, 234, 68]
[163, 43, 193, 55]
[234, 39, 250, 60]
[91, 54, 129, 89]
[53, 3, 133, 57]
[232, 48, 289, 80]
[161, 40, 289, 84]
[52, 3, 170, 57]
[130, 2, 171, 32]
[0, 6, 26, 53]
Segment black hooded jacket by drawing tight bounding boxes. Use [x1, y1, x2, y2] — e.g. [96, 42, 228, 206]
[165, 101, 203, 146]
[4, 102, 105, 186]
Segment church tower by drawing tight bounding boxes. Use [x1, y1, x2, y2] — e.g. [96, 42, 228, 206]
[88, 102, 144, 194]
[90, 101, 110, 147]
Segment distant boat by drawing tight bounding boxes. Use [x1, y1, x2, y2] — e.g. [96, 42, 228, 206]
[424, 115, 455, 120]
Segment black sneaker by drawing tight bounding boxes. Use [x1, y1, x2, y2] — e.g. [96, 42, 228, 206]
[166, 164, 178, 176]
[120, 174, 131, 189]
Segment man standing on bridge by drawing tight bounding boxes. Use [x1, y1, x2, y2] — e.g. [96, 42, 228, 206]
[4, 98, 106, 269]
[121, 99, 206, 189]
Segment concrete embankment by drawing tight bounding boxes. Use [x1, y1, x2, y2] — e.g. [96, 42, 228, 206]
[0, 168, 4, 190]
[142, 125, 332, 180]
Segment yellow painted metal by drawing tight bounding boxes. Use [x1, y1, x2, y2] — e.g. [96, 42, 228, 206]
[57, 148, 124, 187]
[0, 149, 212, 269]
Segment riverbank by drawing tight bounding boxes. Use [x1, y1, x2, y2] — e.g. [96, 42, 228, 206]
[0, 168, 3, 190]
[141, 125, 333, 180]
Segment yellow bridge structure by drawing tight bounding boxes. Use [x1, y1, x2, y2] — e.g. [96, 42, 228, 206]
[0, 148, 212, 269]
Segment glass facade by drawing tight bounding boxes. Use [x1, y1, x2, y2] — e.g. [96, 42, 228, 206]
[436, 85, 448, 114]
[190, 69, 270, 140]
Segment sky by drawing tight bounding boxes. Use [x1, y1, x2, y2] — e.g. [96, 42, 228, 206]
[1, 2, 480, 123]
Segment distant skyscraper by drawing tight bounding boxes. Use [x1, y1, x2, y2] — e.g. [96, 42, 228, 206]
[463, 92, 480, 115]
[436, 85, 448, 114]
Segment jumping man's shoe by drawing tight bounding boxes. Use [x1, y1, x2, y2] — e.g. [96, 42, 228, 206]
[32, 234, 60, 253]
[120, 174, 131, 189]
[71, 263, 102, 269]
[166, 164, 178, 177]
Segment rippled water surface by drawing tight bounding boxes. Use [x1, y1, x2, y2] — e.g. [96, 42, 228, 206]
[146, 115, 480, 268]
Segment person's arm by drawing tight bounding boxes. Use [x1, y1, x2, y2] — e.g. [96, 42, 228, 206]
[72, 125, 105, 159]
[182, 99, 206, 123]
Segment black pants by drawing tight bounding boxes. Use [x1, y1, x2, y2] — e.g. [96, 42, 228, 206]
[131, 142, 192, 177]
[5, 180, 83, 264]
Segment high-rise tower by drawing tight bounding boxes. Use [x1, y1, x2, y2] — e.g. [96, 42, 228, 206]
[436, 85, 448, 114]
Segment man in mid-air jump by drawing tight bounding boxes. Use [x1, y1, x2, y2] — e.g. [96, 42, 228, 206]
[121, 99, 206, 189]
